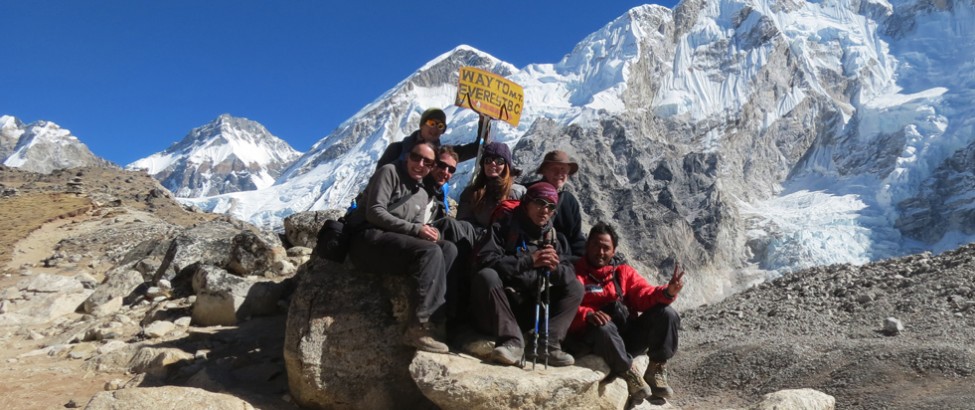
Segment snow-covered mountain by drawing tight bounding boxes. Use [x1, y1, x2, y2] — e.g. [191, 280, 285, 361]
[127, 114, 302, 198]
[186, 0, 975, 305]
[1, 115, 111, 173]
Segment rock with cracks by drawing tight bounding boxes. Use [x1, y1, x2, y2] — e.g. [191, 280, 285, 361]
[409, 351, 639, 410]
[284, 256, 431, 409]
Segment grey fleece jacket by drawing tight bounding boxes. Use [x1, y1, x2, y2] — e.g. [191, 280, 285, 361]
[363, 163, 432, 236]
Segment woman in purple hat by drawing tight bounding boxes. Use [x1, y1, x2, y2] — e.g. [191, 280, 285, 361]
[457, 142, 526, 232]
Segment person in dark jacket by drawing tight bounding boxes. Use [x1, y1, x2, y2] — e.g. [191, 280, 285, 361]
[471, 182, 584, 367]
[525, 150, 587, 259]
[348, 142, 457, 353]
[567, 222, 684, 401]
[376, 108, 480, 170]
[426, 146, 479, 324]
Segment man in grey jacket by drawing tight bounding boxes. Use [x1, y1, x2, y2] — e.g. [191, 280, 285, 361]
[348, 142, 457, 353]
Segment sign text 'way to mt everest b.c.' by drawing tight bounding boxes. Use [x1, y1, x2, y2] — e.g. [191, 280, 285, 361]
[455, 67, 523, 127]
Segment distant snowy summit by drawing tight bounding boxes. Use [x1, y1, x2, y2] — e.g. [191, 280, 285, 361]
[0, 115, 111, 173]
[127, 114, 302, 198]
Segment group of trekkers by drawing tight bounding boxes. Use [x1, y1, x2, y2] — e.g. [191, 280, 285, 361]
[342, 108, 687, 402]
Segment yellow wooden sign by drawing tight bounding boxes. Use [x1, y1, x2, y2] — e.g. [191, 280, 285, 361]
[455, 67, 524, 127]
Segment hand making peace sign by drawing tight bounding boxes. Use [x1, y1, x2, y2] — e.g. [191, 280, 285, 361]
[667, 261, 686, 297]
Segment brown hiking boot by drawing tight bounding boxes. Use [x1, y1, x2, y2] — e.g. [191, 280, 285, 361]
[621, 364, 652, 401]
[645, 360, 674, 398]
[490, 339, 524, 366]
[403, 322, 449, 354]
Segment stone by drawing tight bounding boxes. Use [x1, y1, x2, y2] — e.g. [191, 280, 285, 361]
[127, 346, 194, 378]
[84, 386, 256, 410]
[284, 257, 432, 409]
[143, 320, 175, 338]
[227, 230, 291, 277]
[410, 352, 635, 410]
[747, 388, 836, 410]
[190, 264, 286, 326]
[17, 273, 84, 293]
[83, 268, 144, 316]
[152, 220, 242, 284]
[883, 317, 904, 336]
[282, 209, 344, 249]
[97, 340, 128, 355]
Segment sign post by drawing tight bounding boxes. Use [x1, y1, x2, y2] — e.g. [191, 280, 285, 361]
[455, 67, 524, 185]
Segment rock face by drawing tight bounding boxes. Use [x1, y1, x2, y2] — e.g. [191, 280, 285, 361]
[283, 256, 433, 409]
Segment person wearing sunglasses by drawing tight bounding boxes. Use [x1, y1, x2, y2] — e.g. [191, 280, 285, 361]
[347, 142, 457, 354]
[457, 142, 526, 233]
[375, 107, 481, 170]
[471, 182, 584, 367]
[525, 150, 587, 260]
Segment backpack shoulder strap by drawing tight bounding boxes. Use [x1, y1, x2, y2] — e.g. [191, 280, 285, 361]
[612, 264, 625, 301]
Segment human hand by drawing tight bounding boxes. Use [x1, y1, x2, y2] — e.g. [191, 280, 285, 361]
[668, 261, 686, 297]
[587, 310, 612, 327]
[531, 246, 559, 270]
[419, 225, 440, 242]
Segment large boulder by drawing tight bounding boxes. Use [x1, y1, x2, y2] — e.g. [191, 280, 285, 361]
[226, 230, 294, 277]
[153, 220, 243, 284]
[84, 386, 256, 410]
[284, 256, 432, 409]
[748, 388, 835, 410]
[282, 209, 344, 249]
[409, 352, 639, 410]
[190, 264, 287, 326]
[82, 267, 144, 316]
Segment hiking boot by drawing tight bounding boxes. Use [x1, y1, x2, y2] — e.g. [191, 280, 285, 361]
[621, 364, 652, 401]
[544, 346, 575, 367]
[490, 340, 524, 366]
[525, 344, 576, 367]
[403, 322, 449, 354]
[645, 361, 674, 399]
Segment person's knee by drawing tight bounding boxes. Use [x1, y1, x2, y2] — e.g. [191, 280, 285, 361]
[472, 268, 502, 289]
[440, 240, 458, 259]
[593, 322, 621, 339]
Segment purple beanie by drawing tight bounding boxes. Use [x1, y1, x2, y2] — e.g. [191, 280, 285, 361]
[524, 182, 559, 204]
[482, 142, 522, 176]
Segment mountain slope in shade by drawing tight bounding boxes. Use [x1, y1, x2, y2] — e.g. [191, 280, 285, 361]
[127, 114, 302, 198]
[1, 116, 112, 173]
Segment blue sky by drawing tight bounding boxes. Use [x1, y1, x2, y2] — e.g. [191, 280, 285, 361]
[2, 0, 678, 165]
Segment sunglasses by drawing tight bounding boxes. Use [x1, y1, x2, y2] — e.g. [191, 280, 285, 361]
[408, 152, 436, 168]
[435, 160, 456, 174]
[530, 198, 557, 212]
[425, 119, 447, 131]
[484, 156, 506, 166]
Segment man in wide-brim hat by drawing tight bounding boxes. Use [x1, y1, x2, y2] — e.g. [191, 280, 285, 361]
[526, 150, 586, 259]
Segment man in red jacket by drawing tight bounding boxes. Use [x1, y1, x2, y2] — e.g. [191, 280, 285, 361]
[568, 222, 685, 401]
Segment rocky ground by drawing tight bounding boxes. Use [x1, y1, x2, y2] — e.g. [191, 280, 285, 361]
[0, 164, 971, 409]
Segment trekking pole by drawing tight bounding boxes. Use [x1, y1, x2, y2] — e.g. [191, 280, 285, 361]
[532, 272, 542, 370]
[543, 269, 551, 369]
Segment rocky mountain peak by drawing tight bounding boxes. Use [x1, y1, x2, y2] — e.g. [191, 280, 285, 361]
[126, 114, 302, 198]
[1, 118, 111, 174]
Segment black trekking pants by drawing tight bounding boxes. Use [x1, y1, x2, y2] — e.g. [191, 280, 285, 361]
[470, 267, 584, 348]
[349, 228, 457, 323]
[433, 218, 480, 321]
[570, 305, 680, 374]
